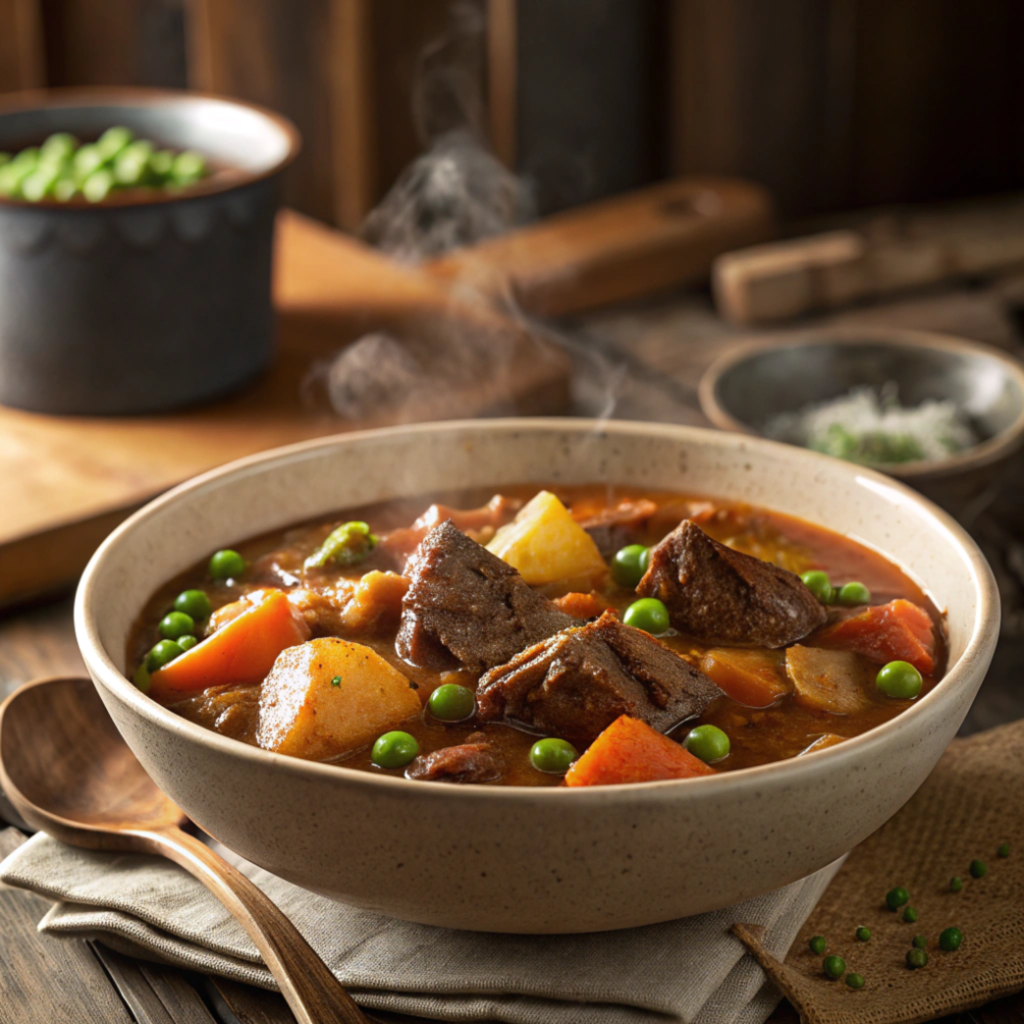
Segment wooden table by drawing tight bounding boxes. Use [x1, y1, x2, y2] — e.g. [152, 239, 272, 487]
[4, 274, 1024, 1022]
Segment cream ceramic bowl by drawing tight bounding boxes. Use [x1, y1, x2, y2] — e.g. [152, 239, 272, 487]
[75, 420, 999, 934]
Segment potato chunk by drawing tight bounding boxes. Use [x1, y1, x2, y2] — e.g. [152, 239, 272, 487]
[786, 645, 874, 715]
[257, 638, 421, 761]
[486, 490, 606, 586]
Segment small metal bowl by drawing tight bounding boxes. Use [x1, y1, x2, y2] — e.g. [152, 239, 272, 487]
[0, 88, 300, 415]
[699, 328, 1024, 512]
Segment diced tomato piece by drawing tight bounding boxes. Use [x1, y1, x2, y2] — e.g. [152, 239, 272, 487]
[565, 715, 716, 787]
[149, 589, 311, 701]
[700, 648, 790, 707]
[553, 591, 613, 619]
[812, 599, 935, 675]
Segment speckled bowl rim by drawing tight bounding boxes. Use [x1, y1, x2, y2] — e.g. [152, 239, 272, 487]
[0, 86, 302, 209]
[698, 328, 1024, 481]
[75, 418, 999, 802]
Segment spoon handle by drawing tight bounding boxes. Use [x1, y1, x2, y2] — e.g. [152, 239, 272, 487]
[138, 826, 370, 1024]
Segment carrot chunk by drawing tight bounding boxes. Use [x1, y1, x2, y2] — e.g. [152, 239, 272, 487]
[149, 589, 311, 701]
[700, 648, 790, 707]
[565, 715, 716, 787]
[553, 591, 613, 620]
[812, 599, 935, 675]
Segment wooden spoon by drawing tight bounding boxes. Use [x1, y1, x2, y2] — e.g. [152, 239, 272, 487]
[0, 676, 371, 1024]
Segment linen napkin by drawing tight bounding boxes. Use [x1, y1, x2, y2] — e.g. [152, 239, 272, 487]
[0, 832, 843, 1024]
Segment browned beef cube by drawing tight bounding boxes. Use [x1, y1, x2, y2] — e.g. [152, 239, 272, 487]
[405, 741, 502, 784]
[396, 521, 580, 672]
[637, 519, 827, 648]
[577, 498, 658, 556]
[476, 611, 721, 748]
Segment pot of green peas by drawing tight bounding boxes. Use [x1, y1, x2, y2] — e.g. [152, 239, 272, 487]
[0, 88, 300, 415]
[0, 127, 210, 204]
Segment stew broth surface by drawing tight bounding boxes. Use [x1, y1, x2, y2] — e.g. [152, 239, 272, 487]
[130, 485, 946, 787]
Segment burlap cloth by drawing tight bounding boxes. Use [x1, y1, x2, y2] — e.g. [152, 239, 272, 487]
[735, 719, 1024, 1024]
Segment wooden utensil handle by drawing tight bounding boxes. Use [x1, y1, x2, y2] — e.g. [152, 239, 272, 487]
[138, 826, 370, 1024]
[425, 176, 773, 317]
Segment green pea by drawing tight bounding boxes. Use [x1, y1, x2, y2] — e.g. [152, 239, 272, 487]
[177, 635, 198, 652]
[823, 955, 846, 980]
[845, 973, 865, 990]
[53, 177, 79, 201]
[837, 581, 871, 605]
[73, 144, 106, 178]
[171, 150, 207, 186]
[876, 661, 923, 699]
[82, 169, 115, 203]
[856, 926, 871, 942]
[209, 549, 247, 580]
[0, 160, 33, 196]
[146, 639, 184, 672]
[903, 906, 918, 923]
[529, 737, 578, 774]
[950, 876, 963, 892]
[623, 597, 670, 635]
[683, 724, 730, 763]
[371, 731, 419, 769]
[41, 132, 78, 162]
[428, 683, 476, 722]
[886, 886, 910, 911]
[939, 927, 962, 952]
[906, 948, 928, 970]
[174, 589, 212, 620]
[20, 168, 59, 202]
[150, 149, 175, 180]
[808, 935, 827, 955]
[12, 147, 39, 169]
[132, 663, 151, 693]
[159, 611, 195, 640]
[970, 859, 987, 879]
[611, 545, 650, 588]
[998, 843, 1010, 858]
[113, 146, 151, 187]
[97, 126, 134, 160]
[801, 570, 832, 603]
[912, 935, 928, 949]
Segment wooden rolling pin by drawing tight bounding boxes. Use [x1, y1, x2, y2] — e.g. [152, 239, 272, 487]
[428, 176, 774, 316]
[712, 196, 1024, 325]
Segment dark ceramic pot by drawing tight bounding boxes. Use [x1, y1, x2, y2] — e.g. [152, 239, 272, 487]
[0, 89, 300, 414]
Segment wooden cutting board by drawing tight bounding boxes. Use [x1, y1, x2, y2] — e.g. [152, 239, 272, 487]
[1, 177, 772, 607]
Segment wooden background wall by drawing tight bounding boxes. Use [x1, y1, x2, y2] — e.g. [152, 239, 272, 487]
[1, 0, 1022, 229]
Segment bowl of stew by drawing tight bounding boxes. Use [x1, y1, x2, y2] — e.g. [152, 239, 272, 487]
[74, 419, 998, 933]
[0, 88, 299, 415]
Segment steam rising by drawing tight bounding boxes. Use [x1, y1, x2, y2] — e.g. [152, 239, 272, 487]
[312, 0, 623, 425]
[363, 129, 533, 262]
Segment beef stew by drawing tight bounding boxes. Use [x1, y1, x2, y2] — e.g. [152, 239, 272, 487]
[129, 485, 946, 787]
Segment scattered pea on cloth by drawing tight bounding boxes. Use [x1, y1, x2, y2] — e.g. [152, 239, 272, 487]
[731, 720, 1024, 1024]
[0, 128, 208, 202]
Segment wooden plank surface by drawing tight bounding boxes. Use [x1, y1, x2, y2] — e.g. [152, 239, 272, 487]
[93, 943, 217, 1024]
[0, 828, 136, 1024]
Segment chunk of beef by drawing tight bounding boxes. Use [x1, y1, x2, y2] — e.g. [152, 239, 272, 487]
[476, 611, 721, 749]
[405, 741, 502, 784]
[576, 499, 657, 556]
[637, 520, 827, 648]
[396, 521, 580, 672]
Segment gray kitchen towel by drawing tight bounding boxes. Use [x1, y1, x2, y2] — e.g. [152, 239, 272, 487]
[0, 833, 843, 1024]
